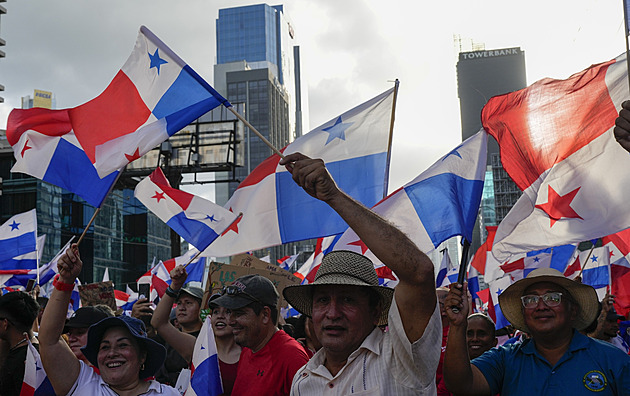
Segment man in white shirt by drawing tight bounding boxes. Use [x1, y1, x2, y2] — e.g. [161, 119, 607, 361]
[280, 153, 441, 395]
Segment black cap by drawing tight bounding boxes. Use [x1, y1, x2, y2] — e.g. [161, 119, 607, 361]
[63, 306, 112, 333]
[212, 274, 279, 310]
[606, 308, 625, 321]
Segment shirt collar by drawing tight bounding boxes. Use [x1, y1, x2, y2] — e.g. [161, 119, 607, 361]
[521, 329, 589, 356]
[305, 326, 384, 378]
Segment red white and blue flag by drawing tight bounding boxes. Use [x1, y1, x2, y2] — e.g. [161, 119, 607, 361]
[202, 87, 397, 257]
[482, 53, 630, 260]
[489, 275, 512, 329]
[137, 249, 206, 300]
[602, 229, 630, 316]
[293, 235, 340, 285]
[330, 130, 487, 285]
[19, 340, 54, 396]
[185, 318, 223, 396]
[0, 209, 37, 265]
[436, 250, 458, 288]
[6, 26, 229, 207]
[135, 167, 238, 252]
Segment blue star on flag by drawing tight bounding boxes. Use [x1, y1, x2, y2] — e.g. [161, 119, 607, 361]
[323, 116, 353, 145]
[496, 288, 503, 295]
[533, 257, 540, 263]
[148, 49, 168, 74]
[206, 215, 217, 222]
[442, 143, 463, 161]
[9, 221, 20, 231]
[590, 255, 598, 263]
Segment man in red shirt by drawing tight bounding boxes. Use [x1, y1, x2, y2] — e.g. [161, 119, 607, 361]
[213, 274, 309, 395]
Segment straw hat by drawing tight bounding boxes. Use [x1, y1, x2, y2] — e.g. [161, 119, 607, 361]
[498, 268, 599, 333]
[282, 250, 394, 326]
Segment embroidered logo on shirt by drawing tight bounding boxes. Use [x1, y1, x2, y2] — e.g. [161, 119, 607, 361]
[583, 370, 607, 392]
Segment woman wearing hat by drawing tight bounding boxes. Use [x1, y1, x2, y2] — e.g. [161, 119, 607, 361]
[39, 243, 179, 396]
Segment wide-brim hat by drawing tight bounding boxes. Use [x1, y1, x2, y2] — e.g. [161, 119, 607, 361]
[498, 268, 599, 333]
[81, 315, 166, 379]
[283, 250, 394, 326]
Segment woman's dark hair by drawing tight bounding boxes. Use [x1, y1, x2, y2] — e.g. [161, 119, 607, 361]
[0, 291, 39, 332]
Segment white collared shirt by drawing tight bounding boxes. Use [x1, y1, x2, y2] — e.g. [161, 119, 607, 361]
[68, 361, 180, 396]
[290, 295, 441, 395]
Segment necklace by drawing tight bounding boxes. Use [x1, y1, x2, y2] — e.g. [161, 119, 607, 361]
[9, 337, 28, 351]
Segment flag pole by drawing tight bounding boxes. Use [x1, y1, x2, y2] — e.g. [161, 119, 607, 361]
[623, 0, 630, 91]
[452, 238, 471, 314]
[182, 213, 243, 269]
[383, 79, 400, 198]
[576, 241, 597, 279]
[76, 168, 125, 247]
[227, 107, 285, 159]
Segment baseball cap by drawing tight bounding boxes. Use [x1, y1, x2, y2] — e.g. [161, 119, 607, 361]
[178, 284, 204, 301]
[63, 306, 113, 333]
[212, 274, 279, 310]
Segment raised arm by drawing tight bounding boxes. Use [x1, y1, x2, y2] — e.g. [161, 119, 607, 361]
[614, 100, 630, 153]
[150, 264, 196, 362]
[443, 283, 491, 395]
[279, 153, 436, 341]
[38, 243, 82, 396]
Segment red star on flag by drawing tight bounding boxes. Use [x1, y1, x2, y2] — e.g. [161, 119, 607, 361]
[21, 139, 32, 157]
[610, 250, 615, 258]
[125, 148, 141, 162]
[348, 239, 369, 254]
[535, 185, 583, 227]
[221, 209, 242, 236]
[152, 191, 165, 202]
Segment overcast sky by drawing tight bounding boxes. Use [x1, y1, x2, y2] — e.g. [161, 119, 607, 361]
[0, 0, 626, 193]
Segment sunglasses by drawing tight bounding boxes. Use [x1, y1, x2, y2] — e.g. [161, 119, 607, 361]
[520, 292, 563, 309]
[222, 285, 261, 304]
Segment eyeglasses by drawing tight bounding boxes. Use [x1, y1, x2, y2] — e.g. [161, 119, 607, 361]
[222, 285, 261, 304]
[520, 292, 563, 309]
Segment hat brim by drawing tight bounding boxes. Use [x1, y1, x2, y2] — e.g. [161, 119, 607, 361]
[81, 317, 166, 379]
[498, 273, 599, 333]
[211, 293, 258, 310]
[282, 274, 394, 326]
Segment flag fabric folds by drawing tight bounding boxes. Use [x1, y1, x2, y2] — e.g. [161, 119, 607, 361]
[135, 167, 238, 251]
[185, 318, 223, 396]
[69, 26, 230, 178]
[6, 110, 120, 207]
[6, 26, 230, 208]
[331, 130, 487, 274]
[602, 229, 630, 316]
[482, 53, 630, 260]
[20, 340, 54, 396]
[202, 87, 396, 257]
[137, 249, 206, 299]
[488, 275, 512, 329]
[0, 209, 37, 264]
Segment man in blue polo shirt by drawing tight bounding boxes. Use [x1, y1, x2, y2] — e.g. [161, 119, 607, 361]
[442, 268, 630, 395]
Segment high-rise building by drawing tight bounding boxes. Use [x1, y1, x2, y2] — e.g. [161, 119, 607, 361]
[456, 46, 527, 251]
[214, 4, 311, 263]
[0, 0, 6, 103]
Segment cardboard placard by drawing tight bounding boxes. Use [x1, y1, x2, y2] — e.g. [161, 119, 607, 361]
[202, 260, 301, 310]
[78, 281, 117, 311]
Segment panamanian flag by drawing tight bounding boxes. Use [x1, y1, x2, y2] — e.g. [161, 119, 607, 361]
[185, 317, 223, 396]
[0, 209, 37, 265]
[6, 26, 229, 207]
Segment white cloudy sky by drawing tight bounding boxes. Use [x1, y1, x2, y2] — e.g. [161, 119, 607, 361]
[0, 0, 626, 192]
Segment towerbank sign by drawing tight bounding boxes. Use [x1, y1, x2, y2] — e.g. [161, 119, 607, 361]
[459, 47, 521, 61]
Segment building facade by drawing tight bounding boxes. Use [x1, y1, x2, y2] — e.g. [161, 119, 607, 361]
[456, 46, 527, 251]
[214, 4, 312, 263]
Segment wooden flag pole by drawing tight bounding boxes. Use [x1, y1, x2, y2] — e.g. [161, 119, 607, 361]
[227, 107, 285, 159]
[383, 79, 400, 198]
[576, 242, 597, 279]
[76, 168, 125, 247]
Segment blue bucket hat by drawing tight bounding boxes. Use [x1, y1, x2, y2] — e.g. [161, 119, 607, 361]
[81, 315, 166, 379]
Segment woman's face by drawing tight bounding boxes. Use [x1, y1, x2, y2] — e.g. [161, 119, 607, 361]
[211, 305, 233, 338]
[97, 326, 146, 387]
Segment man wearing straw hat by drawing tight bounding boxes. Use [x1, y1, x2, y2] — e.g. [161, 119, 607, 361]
[443, 268, 630, 395]
[278, 153, 442, 395]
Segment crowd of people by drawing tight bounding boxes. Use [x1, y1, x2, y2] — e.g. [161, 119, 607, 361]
[3, 107, 630, 395]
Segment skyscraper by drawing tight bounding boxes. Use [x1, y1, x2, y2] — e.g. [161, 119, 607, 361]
[214, 3, 310, 262]
[457, 46, 527, 251]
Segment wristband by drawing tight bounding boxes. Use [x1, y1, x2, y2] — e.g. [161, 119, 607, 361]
[165, 286, 180, 299]
[53, 274, 75, 292]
